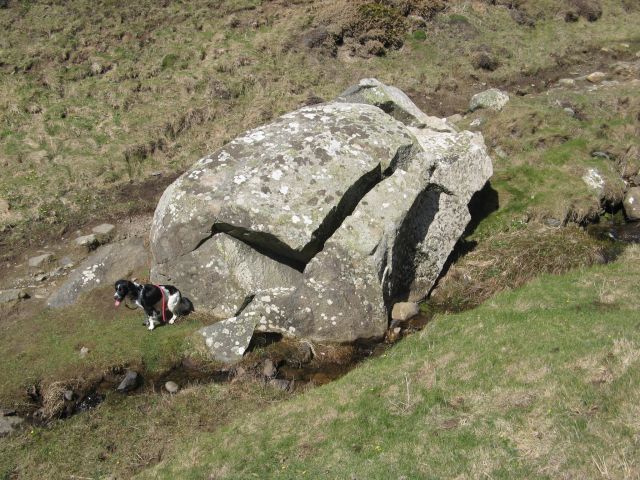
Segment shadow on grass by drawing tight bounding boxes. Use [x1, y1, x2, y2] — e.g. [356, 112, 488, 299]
[429, 181, 500, 297]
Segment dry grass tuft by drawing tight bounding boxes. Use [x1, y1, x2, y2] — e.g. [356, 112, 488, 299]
[41, 379, 84, 419]
[431, 226, 608, 311]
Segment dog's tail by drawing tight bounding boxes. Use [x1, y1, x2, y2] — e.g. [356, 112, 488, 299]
[176, 296, 194, 316]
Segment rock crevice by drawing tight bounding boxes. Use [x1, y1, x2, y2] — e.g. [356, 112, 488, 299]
[180, 142, 419, 273]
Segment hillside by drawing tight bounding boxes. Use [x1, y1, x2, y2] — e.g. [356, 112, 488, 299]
[1, 0, 640, 478]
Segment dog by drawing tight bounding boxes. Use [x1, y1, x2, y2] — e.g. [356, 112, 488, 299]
[113, 280, 193, 330]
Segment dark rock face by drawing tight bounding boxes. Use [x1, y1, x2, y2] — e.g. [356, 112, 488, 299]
[151, 79, 493, 362]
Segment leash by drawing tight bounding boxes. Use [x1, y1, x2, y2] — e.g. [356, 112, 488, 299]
[154, 284, 167, 324]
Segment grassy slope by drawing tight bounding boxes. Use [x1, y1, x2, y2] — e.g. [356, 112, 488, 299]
[145, 246, 640, 479]
[1, 0, 639, 244]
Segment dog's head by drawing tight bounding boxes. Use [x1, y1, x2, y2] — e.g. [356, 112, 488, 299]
[113, 280, 135, 307]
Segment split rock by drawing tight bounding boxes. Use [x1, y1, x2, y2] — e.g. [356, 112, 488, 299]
[151, 79, 493, 362]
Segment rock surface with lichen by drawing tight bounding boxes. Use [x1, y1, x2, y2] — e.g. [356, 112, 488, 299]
[48, 238, 149, 308]
[150, 79, 493, 363]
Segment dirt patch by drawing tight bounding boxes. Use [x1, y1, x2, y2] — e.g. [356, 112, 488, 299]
[0, 172, 178, 266]
[410, 44, 640, 118]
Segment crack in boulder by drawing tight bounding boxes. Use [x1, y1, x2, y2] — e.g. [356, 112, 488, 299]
[187, 143, 417, 273]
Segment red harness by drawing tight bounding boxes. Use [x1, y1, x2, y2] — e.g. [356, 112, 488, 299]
[154, 284, 167, 324]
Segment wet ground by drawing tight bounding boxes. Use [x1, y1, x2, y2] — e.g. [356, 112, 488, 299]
[587, 220, 640, 244]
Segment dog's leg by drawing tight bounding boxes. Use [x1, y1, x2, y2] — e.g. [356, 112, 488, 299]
[145, 307, 158, 331]
[167, 292, 181, 325]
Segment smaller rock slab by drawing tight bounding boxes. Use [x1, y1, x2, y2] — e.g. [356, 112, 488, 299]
[198, 315, 259, 364]
[48, 237, 149, 308]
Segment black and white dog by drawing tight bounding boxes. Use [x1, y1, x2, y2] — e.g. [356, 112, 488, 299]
[113, 280, 193, 330]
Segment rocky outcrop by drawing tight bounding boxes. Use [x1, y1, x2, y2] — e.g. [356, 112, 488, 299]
[151, 78, 493, 362]
[48, 238, 149, 308]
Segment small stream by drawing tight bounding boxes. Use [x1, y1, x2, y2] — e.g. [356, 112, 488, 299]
[587, 220, 640, 243]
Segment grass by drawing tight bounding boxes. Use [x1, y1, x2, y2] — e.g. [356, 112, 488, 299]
[470, 80, 639, 234]
[2, 242, 638, 480]
[139, 245, 640, 479]
[0, 379, 290, 479]
[430, 225, 618, 312]
[0, 286, 212, 408]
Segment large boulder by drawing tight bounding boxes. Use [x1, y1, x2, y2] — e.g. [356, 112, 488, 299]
[151, 79, 493, 362]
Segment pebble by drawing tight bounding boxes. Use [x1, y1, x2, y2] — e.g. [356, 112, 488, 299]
[563, 107, 576, 117]
[269, 378, 293, 392]
[544, 218, 562, 228]
[0, 289, 28, 304]
[558, 78, 575, 87]
[63, 390, 74, 401]
[262, 359, 277, 378]
[79, 346, 90, 358]
[298, 342, 313, 364]
[0, 415, 24, 436]
[92, 223, 115, 236]
[391, 302, 420, 322]
[165, 381, 179, 394]
[586, 71, 606, 83]
[75, 234, 97, 247]
[117, 370, 140, 392]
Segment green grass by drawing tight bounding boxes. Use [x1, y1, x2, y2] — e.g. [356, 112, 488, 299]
[0, 286, 212, 406]
[140, 246, 640, 479]
[3, 243, 638, 480]
[0, 380, 289, 479]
